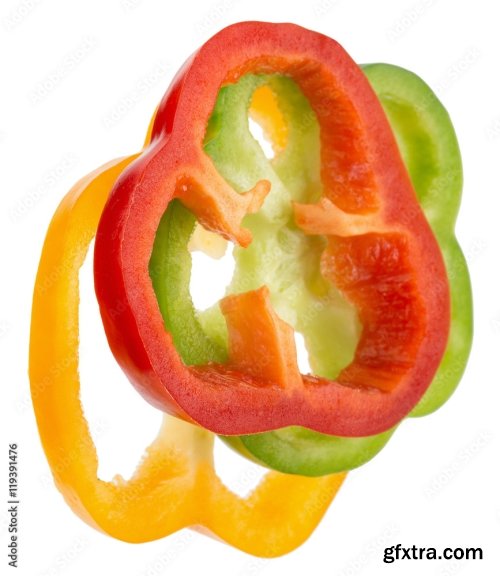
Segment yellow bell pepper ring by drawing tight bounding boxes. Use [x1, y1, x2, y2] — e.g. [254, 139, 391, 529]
[29, 155, 346, 557]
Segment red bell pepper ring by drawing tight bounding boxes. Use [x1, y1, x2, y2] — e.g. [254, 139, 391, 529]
[94, 22, 449, 437]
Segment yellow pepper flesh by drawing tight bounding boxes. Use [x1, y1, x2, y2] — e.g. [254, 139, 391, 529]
[29, 154, 346, 557]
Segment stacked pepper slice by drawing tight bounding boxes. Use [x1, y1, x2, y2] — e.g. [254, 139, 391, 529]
[95, 22, 451, 439]
[30, 21, 471, 554]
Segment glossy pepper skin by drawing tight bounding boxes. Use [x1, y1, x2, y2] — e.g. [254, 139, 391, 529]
[151, 64, 471, 476]
[94, 21, 450, 438]
[29, 156, 345, 556]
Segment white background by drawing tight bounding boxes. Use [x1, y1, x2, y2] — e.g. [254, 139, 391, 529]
[1, 0, 499, 574]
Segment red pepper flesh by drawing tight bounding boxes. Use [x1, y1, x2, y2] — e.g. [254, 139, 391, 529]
[94, 22, 449, 437]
